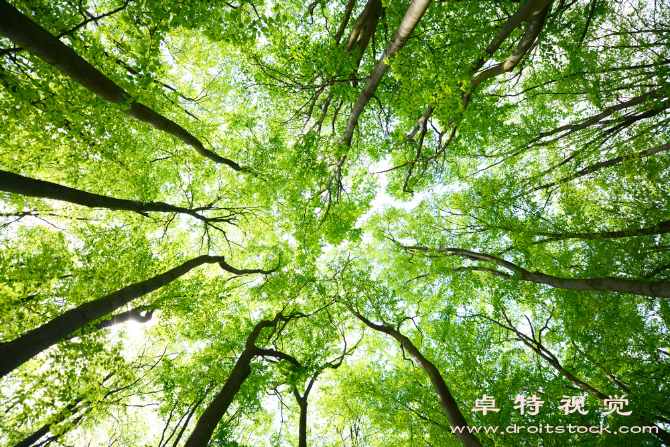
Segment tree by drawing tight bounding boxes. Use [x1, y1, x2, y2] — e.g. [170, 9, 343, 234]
[1, 0, 669, 445]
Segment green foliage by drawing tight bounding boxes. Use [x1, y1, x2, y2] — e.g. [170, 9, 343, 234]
[1, 0, 669, 445]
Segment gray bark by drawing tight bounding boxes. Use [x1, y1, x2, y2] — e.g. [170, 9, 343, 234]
[344, 0, 384, 59]
[334, 0, 358, 44]
[352, 310, 484, 447]
[472, 0, 545, 73]
[464, 0, 552, 109]
[183, 315, 286, 447]
[408, 245, 670, 298]
[0, 1, 242, 170]
[341, 0, 433, 146]
[0, 256, 273, 378]
[0, 170, 232, 224]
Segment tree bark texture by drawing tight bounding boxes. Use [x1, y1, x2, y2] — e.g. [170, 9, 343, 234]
[295, 395, 308, 447]
[464, 0, 552, 108]
[0, 0, 242, 170]
[519, 270, 670, 298]
[334, 0, 358, 44]
[344, 0, 384, 58]
[408, 245, 670, 298]
[0, 170, 232, 224]
[183, 315, 285, 447]
[292, 377, 316, 447]
[64, 307, 153, 340]
[406, 0, 553, 141]
[341, 0, 432, 146]
[472, 0, 545, 73]
[353, 311, 484, 447]
[14, 422, 53, 447]
[0, 255, 268, 378]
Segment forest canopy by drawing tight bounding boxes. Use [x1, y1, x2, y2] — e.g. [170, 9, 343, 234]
[0, 0, 669, 445]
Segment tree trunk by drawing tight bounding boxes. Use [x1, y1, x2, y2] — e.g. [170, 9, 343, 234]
[13, 397, 83, 447]
[334, 0, 358, 44]
[14, 422, 52, 447]
[352, 311, 484, 447]
[182, 364, 252, 447]
[409, 245, 670, 298]
[64, 307, 153, 340]
[293, 382, 316, 447]
[183, 315, 286, 447]
[341, 0, 433, 146]
[304, 0, 384, 134]
[518, 269, 670, 298]
[0, 0, 242, 170]
[295, 395, 308, 447]
[492, 314, 670, 445]
[464, 0, 551, 108]
[406, 0, 552, 142]
[472, 0, 545, 73]
[298, 400, 308, 447]
[0, 256, 229, 378]
[344, 0, 384, 59]
[0, 170, 230, 224]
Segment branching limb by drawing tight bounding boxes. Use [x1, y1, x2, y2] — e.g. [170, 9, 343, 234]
[0, 1, 245, 170]
[402, 244, 670, 298]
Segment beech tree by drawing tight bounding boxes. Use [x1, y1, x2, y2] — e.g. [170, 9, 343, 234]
[1, 0, 669, 445]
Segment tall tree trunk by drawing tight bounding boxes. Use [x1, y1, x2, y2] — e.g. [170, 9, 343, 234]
[488, 313, 670, 445]
[14, 421, 56, 447]
[304, 0, 383, 134]
[0, 256, 270, 378]
[463, 0, 551, 109]
[294, 393, 309, 447]
[334, 0, 358, 44]
[344, 0, 384, 59]
[298, 400, 308, 447]
[341, 0, 433, 146]
[405, 0, 552, 142]
[408, 245, 670, 298]
[292, 377, 316, 447]
[352, 310, 484, 447]
[64, 307, 153, 340]
[183, 315, 286, 447]
[0, 170, 232, 224]
[13, 396, 90, 447]
[12, 372, 116, 446]
[0, 0, 242, 170]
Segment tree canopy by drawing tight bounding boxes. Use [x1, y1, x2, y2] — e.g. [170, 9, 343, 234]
[1, 0, 669, 445]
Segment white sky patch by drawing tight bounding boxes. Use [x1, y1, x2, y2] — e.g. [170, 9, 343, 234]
[357, 158, 424, 228]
